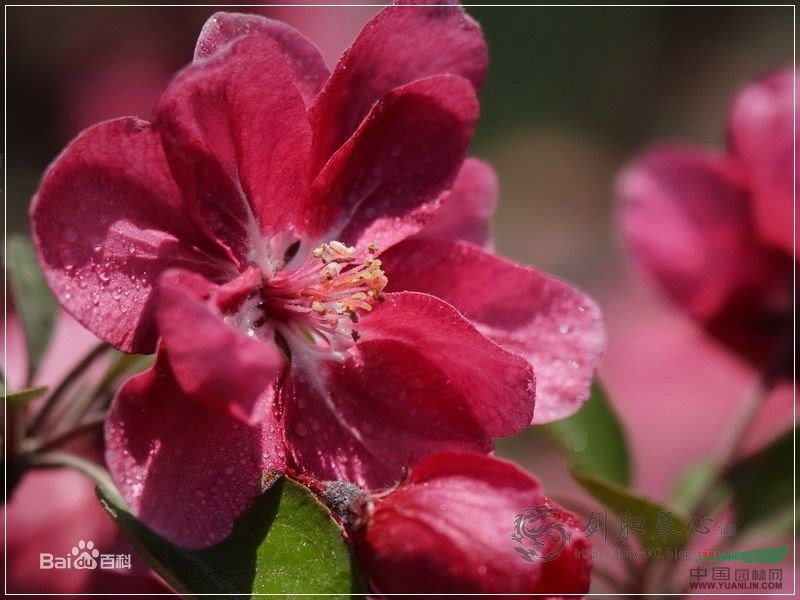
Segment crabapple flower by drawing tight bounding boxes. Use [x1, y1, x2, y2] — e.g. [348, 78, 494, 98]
[617, 69, 795, 378]
[32, 3, 604, 548]
[348, 451, 592, 596]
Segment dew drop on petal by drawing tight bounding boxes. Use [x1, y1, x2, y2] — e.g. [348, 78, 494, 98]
[58, 247, 77, 270]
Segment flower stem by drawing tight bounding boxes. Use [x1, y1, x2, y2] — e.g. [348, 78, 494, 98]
[26, 342, 110, 436]
[656, 370, 777, 597]
[23, 450, 115, 492]
[32, 412, 106, 454]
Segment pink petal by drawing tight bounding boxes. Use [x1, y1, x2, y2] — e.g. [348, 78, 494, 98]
[381, 240, 605, 423]
[156, 270, 286, 424]
[617, 147, 792, 372]
[154, 35, 313, 255]
[283, 291, 533, 489]
[281, 340, 492, 490]
[360, 292, 535, 435]
[105, 353, 285, 549]
[415, 157, 498, 247]
[31, 117, 231, 354]
[729, 68, 797, 255]
[309, 75, 478, 250]
[619, 148, 759, 319]
[309, 0, 487, 169]
[6, 467, 169, 595]
[193, 11, 330, 106]
[351, 451, 592, 595]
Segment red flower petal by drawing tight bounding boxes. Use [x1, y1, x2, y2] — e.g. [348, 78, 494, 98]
[309, 75, 478, 250]
[193, 11, 330, 107]
[729, 68, 797, 255]
[154, 35, 313, 256]
[381, 240, 605, 423]
[31, 117, 231, 354]
[281, 341, 492, 490]
[617, 147, 793, 372]
[359, 292, 535, 435]
[351, 451, 592, 595]
[105, 352, 285, 549]
[156, 270, 286, 424]
[309, 0, 487, 169]
[415, 157, 498, 247]
[282, 292, 534, 489]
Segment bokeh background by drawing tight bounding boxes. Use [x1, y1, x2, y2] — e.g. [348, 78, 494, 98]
[5, 3, 795, 595]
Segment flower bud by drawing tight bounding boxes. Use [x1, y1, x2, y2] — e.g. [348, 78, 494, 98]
[350, 451, 592, 596]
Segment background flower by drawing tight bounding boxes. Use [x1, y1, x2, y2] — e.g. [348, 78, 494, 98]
[617, 70, 795, 379]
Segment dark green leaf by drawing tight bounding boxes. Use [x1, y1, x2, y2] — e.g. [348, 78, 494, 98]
[723, 428, 793, 534]
[4, 385, 48, 407]
[572, 469, 689, 552]
[547, 382, 631, 485]
[97, 476, 359, 597]
[6, 235, 57, 380]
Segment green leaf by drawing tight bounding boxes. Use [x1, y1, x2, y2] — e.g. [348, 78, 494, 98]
[6, 235, 57, 380]
[97, 352, 154, 390]
[4, 385, 48, 407]
[672, 459, 732, 516]
[723, 428, 793, 534]
[97, 476, 360, 597]
[546, 382, 631, 486]
[572, 470, 690, 552]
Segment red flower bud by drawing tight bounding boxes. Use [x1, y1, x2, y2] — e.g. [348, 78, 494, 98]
[350, 451, 592, 597]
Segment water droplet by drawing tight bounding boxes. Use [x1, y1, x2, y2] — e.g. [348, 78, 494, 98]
[558, 323, 570, 334]
[64, 292, 72, 300]
[98, 270, 111, 283]
[58, 247, 78, 270]
[92, 241, 102, 253]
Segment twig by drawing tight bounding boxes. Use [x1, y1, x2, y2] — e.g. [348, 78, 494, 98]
[32, 412, 107, 454]
[27, 342, 110, 436]
[23, 450, 115, 492]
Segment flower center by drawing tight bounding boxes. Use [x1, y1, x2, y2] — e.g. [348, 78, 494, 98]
[231, 240, 387, 361]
